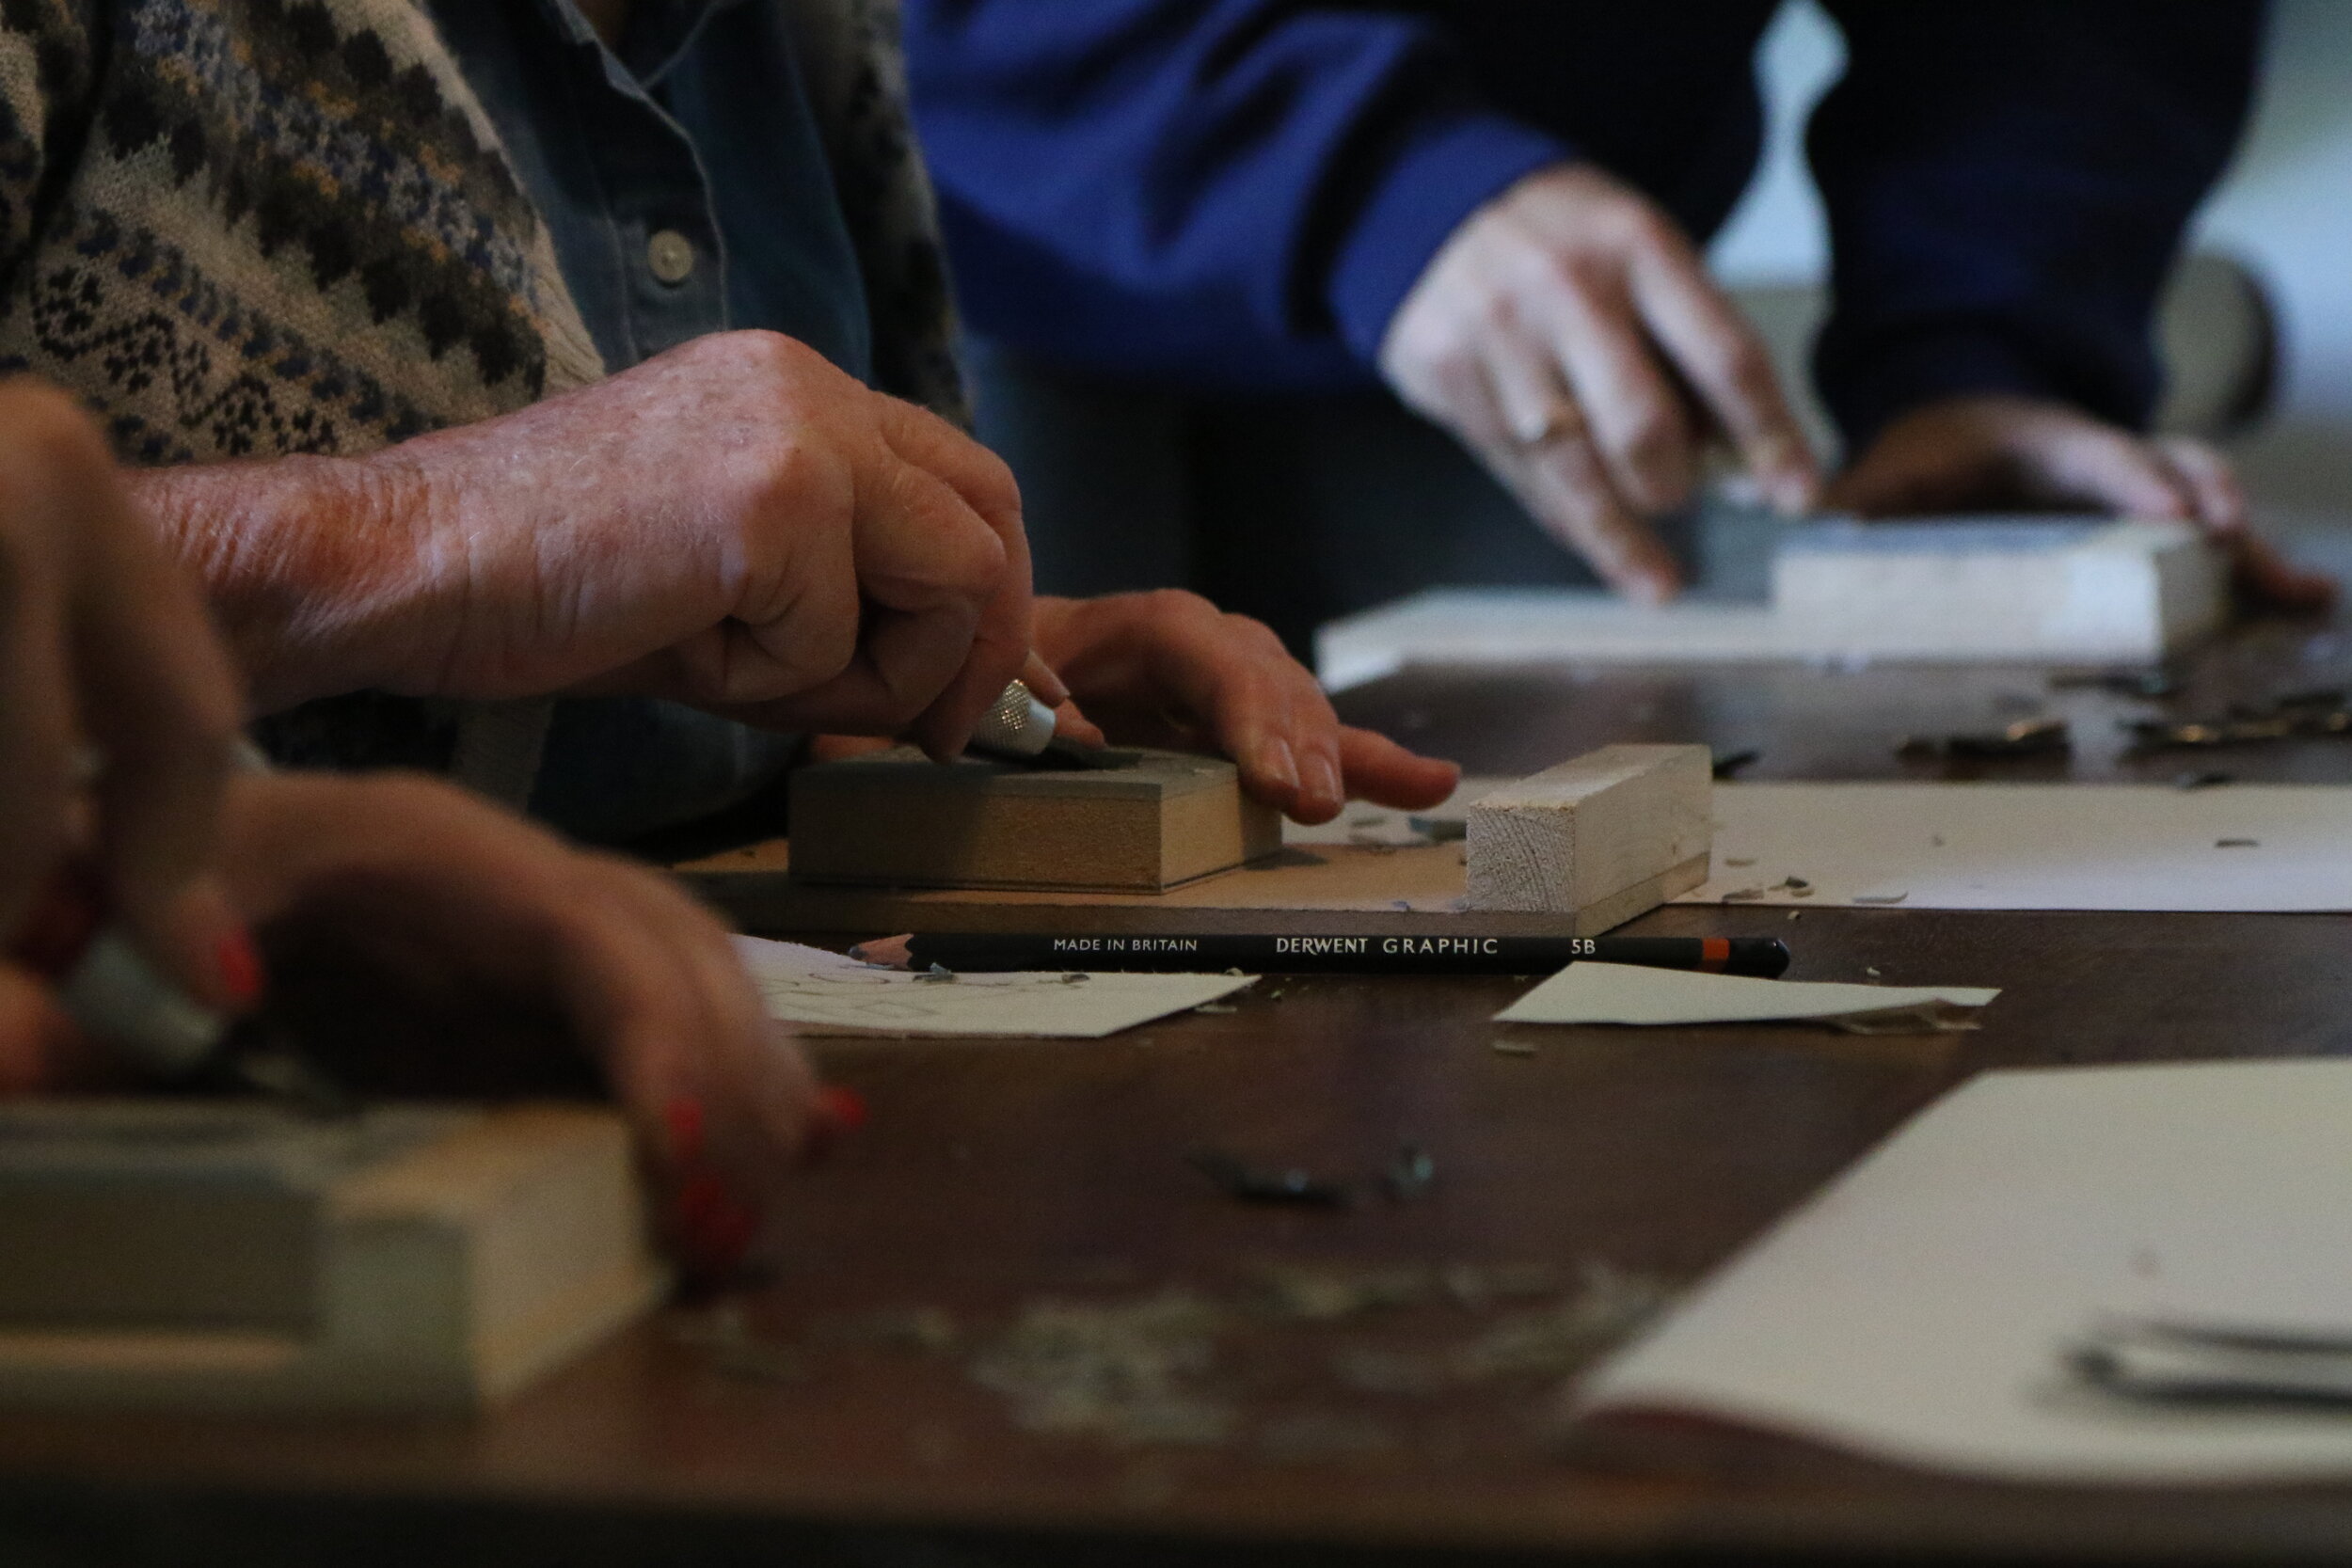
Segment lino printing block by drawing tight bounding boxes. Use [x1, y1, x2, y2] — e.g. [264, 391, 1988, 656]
[788, 746, 1282, 894]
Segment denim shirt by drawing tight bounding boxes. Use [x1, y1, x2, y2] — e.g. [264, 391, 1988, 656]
[431, 0, 873, 840]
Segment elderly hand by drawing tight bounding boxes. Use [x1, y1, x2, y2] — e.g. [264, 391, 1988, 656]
[1030, 592, 1459, 824]
[1379, 163, 1819, 602]
[1828, 395, 2338, 611]
[145, 330, 1033, 761]
[218, 770, 824, 1275]
[0, 382, 254, 1090]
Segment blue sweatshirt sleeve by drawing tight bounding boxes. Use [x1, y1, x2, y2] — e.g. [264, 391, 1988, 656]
[901, 0, 1568, 389]
[1807, 1, 2265, 452]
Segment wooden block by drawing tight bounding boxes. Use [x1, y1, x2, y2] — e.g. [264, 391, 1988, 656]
[1466, 745, 1712, 914]
[788, 746, 1281, 894]
[681, 749, 1704, 939]
[0, 1101, 664, 1413]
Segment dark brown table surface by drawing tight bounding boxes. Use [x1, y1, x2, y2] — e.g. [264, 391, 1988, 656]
[8, 619, 2352, 1566]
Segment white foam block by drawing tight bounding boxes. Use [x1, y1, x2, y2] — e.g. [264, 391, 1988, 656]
[1772, 517, 2227, 661]
[1314, 517, 2227, 688]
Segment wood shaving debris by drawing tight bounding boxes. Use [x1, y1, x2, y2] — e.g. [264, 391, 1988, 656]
[819, 1306, 961, 1354]
[670, 1304, 807, 1384]
[1248, 1264, 1430, 1322]
[968, 1292, 1234, 1447]
[1329, 1346, 1451, 1398]
[1444, 1264, 1674, 1381]
[1490, 1038, 1538, 1056]
[1439, 1262, 1563, 1310]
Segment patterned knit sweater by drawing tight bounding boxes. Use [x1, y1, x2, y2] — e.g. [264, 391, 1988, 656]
[0, 0, 961, 458]
[0, 0, 963, 784]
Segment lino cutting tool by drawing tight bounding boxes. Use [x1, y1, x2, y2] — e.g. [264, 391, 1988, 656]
[967, 677, 1128, 769]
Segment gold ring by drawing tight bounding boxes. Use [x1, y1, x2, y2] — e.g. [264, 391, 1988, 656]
[1518, 398, 1586, 449]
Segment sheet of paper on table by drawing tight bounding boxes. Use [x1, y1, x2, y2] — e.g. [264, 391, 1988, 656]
[731, 936, 1253, 1038]
[1677, 783, 2352, 912]
[1573, 1059, 2352, 1483]
[1495, 961, 1996, 1027]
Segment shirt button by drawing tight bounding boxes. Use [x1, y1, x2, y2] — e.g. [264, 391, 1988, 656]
[646, 230, 696, 286]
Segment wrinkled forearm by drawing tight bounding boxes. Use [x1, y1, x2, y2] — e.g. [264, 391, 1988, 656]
[130, 455, 433, 714]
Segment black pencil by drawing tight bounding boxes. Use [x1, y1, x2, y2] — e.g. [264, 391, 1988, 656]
[849, 932, 1790, 978]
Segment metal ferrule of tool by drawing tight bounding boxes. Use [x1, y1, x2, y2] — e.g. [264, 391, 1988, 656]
[969, 679, 1057, 759]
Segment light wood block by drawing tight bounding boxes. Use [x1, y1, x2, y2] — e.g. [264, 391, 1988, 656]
[788, 746, 1281, 894]
[1466, 745, 1712, 914]
[0, 1101, 664, 1413]
[683, 749, 1708, 939]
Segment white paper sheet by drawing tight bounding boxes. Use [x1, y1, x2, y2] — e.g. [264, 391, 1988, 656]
[731, 936, 1253, 1038]
[1494, 962, 1996, 1026]
[1677, 783, 2352, 911]
[1575, 1059, 2352, 1482]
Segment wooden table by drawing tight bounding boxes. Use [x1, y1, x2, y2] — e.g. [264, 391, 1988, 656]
[7, 622, 2352, 1565]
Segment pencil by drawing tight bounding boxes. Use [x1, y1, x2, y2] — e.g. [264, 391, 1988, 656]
[848, 932, 1790, 978]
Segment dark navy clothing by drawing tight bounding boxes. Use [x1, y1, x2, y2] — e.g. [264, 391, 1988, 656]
[433, 0, 873, 839]
[905, 1, 2264, 446]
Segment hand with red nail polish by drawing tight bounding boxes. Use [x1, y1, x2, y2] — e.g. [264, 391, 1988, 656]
[1026, 592, 1459, 826]
[213, 770, 826, 1274]
[0, 382, 827, 1268]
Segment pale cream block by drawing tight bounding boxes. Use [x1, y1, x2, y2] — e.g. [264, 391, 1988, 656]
[1466, 745, 1712, 915]
[0, 1101, 664, 1413]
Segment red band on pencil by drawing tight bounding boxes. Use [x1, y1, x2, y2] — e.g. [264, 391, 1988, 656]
[1701, 937, 1732, 972]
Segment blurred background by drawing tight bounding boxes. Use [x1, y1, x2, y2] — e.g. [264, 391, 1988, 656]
[1718, 0, 2352, 518]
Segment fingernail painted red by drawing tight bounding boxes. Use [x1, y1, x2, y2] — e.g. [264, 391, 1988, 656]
[817, 1085, 868, 1132]
[663, 1097, 707, 1166]
[215, 928, 266, 1008]
[696, 1202, 760, 1269]
[679, 1197, 761, 1277]
[675, 1169, 728, 1229]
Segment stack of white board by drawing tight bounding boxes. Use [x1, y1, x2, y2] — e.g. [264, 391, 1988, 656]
[1316, 517, 2228, 689]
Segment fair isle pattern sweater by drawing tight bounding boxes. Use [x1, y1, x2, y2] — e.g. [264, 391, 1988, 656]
[0, 0, 606, 461]
[0, 0, 962, 465]
[0, 0, 963, 782]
